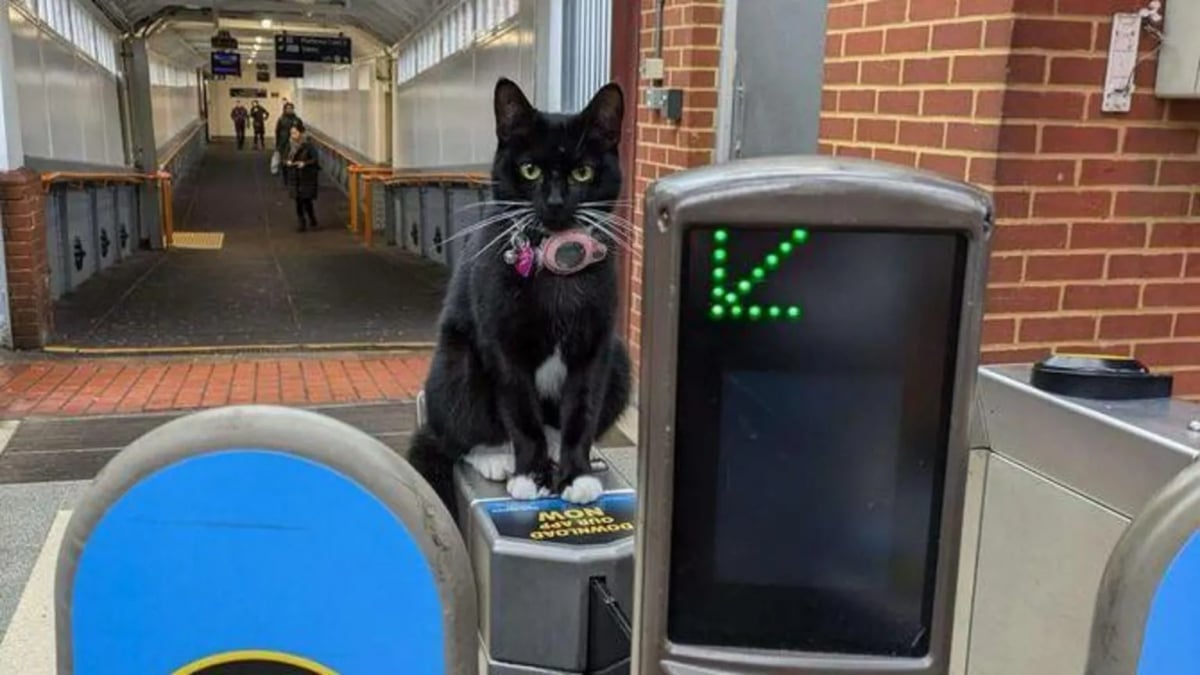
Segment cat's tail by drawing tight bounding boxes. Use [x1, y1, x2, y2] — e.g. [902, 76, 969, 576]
[406, 425, 460, 523]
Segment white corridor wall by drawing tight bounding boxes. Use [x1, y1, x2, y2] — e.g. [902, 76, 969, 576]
[8, 1, 124, 165]
[393, 0, 535, 169]
[292, 60, 387, 164]
[149, 52, 200, 151]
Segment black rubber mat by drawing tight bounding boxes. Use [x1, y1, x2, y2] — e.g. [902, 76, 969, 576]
[0, 402, 632, 485]
[51, 142, 449, 349]
[0, 402, 416, 484]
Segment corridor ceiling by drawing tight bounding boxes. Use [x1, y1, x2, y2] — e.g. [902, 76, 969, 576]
[92, 0, 448, 47]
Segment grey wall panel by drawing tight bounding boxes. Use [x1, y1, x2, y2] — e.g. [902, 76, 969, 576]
[65, 190, 96, 289]
[45, 192, 68, 300]
[446, 186, 483, 270]
[965, 456, 1127, 675]
[9, 8, 51, 159]
[420, 185, 448, 264]
[95, 188, 116, 269]
[401, 186, 422, 253]
[116, 186, 136, 258]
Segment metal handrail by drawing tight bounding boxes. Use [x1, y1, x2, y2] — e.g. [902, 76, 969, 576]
[157, 122, 205, 172]
[40, 171, 153, 190]
[357, 171, 491, 249]
[41, 169, 176, 248]
[376, 172, 489, 186]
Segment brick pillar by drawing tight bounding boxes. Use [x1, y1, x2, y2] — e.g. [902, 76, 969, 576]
[0, 168, 50, 349]
[629, 0, 723, 374]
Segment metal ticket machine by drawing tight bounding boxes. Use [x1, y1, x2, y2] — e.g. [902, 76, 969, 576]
[631, 157, 992, 674]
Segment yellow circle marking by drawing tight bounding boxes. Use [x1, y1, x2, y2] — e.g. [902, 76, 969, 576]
[173, 650, 337, 675]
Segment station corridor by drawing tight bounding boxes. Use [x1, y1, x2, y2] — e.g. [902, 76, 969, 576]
[51, 142, 447, 351]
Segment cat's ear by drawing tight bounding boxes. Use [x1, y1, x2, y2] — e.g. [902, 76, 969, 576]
[494, 78, 535, 142]
[582, 83, 624, 149]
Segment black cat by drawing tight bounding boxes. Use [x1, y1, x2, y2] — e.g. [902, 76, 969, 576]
[408, 79, 632, 510]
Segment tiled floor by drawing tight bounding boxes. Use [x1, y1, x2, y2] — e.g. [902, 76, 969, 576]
[0, 352, 430, 418]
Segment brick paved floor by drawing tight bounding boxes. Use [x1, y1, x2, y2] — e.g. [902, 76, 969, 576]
[0, 352, 430, 418]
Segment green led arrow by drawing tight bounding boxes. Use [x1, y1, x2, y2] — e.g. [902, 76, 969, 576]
[708, 227, 808, 322]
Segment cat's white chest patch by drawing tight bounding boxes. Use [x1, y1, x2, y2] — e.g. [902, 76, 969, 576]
[535, 346, 567, 400]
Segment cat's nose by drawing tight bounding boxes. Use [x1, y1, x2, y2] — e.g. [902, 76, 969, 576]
[543, 202, 569, 226]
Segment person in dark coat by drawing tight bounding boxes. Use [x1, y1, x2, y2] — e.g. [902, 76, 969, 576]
[286, 122, 320, 232]
[250, 101, 270, 150]
[230, 101, 249, 149]
[275, 102, 302, 185]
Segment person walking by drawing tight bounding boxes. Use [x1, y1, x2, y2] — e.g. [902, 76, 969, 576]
[230, 101, 249, 149]
[286, 122, 320, 232]
[274, 102, 302, 186]
[250, 101, 270, 150]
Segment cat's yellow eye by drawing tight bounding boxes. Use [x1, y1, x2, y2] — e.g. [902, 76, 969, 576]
[570, 165, 595, 183]
[519, 163, 542, 181]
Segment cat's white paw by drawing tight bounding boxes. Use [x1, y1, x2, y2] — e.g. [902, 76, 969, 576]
[507, 474, 550, 500]
[543, 425, 562, 463]
[464, 443, 514, 482]
[561, 475, 603, 504]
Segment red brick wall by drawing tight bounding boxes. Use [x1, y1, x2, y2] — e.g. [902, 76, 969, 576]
[0, 169, 51, 349]
[821, 0, 1200, 397]
[628, 0, 723, 375]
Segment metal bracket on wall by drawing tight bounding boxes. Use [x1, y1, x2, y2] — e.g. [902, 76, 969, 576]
[1103, 13, 1145, 112]
[73, 238, 86, 272]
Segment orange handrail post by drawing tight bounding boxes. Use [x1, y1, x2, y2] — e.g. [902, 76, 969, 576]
[158, 172, 175, 248]
[345, 165, 394, 236]
[349, 172, 359, 233]
[363, 177, 374, 248]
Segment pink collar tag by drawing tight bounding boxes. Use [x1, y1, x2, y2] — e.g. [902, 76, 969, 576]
[539, 229, 608, 275]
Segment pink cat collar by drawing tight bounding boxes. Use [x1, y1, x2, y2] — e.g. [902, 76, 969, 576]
[539, 229, 608, 275]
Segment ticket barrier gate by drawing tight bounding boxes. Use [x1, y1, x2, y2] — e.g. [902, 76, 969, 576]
[949, 362, 1200, 675]
[414, 393, 638, 675]
[454, 465, 635, 674]
[631, 157, 992, 674]
[54, 398, 633, 675]
[54, 406, 478, 674]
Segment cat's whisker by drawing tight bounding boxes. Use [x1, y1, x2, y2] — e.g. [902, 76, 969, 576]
[580, 209, 638, 235]
[456, 206, 532, 229]
[575, 212, 633, 250]
[589, 225, 633, 253]
[579, 199, 632, 207]
[453, 200, 530, 214]
[578, 218, 633, 246]
[471, 223, 521, 263]
[445, 208, 535, 244]
[579, 210, 638, 236]
[472, 214, 534, 263]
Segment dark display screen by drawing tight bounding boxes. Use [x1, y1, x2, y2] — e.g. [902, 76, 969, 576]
[667, 226, 965, 656]
[275, 61, 305, 78]
[210, 51, 241, 77]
